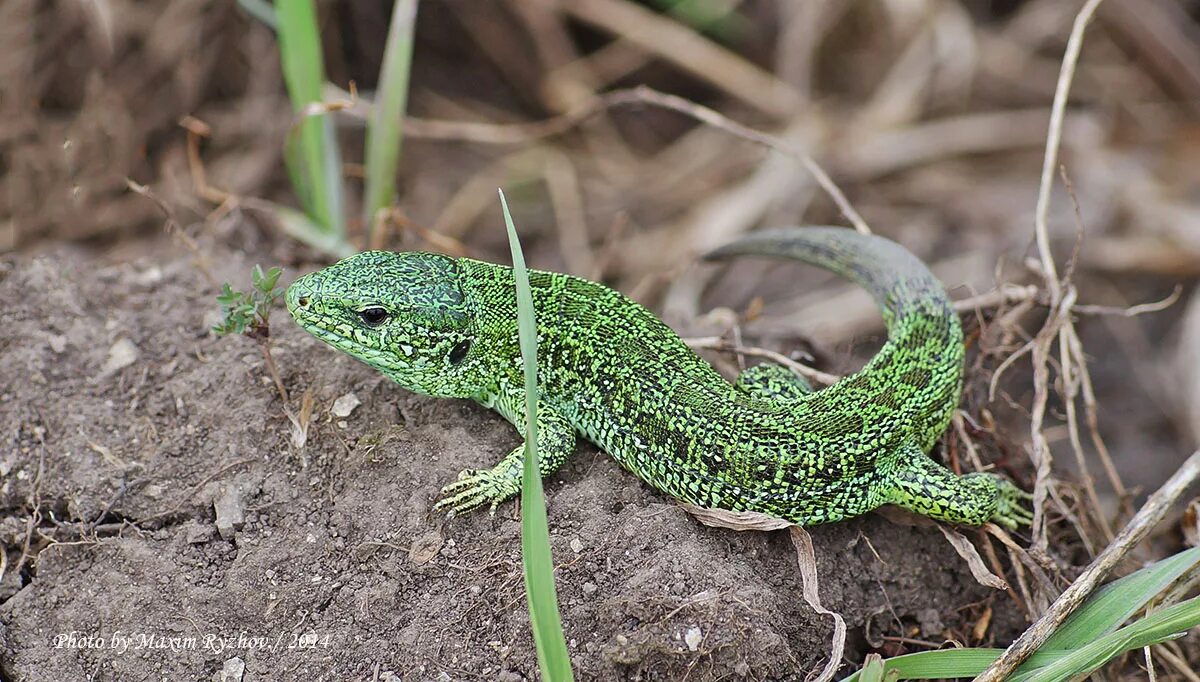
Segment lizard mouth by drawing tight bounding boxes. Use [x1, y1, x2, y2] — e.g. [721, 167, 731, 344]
[286, 276, 349, 347]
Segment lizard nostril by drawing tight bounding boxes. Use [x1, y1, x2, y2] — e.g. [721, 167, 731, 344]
[297, 296, 310, 308]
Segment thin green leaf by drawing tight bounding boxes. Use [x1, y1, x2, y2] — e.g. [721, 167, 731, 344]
[1014, 597, 1200, 682]
[268, 203, 355, 258]
[839, 548, 1200, 681]
[260, 266, 283, 294]
[275, 0, 344, 236]
[1044, 546, 1200, 649]
[837, 648, 1074, 682]
[363, 0, 417, 239]
[501, 190, 574, 681]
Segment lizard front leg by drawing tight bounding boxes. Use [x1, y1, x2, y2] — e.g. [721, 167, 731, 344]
[433, 401, 576, 517]
[884, 442, 1033, 529]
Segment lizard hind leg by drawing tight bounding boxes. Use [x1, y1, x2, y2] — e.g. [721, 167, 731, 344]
[735, 362, 813, 404]
[883, 443, 1032, 529]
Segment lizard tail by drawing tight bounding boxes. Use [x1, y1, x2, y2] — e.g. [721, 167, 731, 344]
[703, 226, 954, 334]
[705, 226, 964, 451]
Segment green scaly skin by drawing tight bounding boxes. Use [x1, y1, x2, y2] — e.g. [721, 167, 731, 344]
[286, 226, 1032, 528]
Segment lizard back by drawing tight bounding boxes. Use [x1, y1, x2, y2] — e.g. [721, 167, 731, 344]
[455, 227, 964, 521]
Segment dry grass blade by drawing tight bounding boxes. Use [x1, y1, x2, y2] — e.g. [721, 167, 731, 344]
[937, 526, 1009, 591]
[550, 0, 802, 119]
[1033, 0, 1105, 293]
[790, 526, 847, 682]
[343, 85, 869, 234]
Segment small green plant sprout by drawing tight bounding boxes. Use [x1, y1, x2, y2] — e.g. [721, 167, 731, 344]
[213, 264, 289, 404]
[213, 265, 284, 339]
[212, 266, 311, 449]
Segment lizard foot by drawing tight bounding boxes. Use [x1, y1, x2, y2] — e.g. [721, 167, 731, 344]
[433, 467, 520, 517]
[991, 478, 1034, 530]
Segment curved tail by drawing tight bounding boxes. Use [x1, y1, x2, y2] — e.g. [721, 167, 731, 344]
[705, 226, 964, 451]
[704, 226, 953, 333]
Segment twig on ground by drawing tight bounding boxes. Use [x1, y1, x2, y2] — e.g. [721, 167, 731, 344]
[683, 336, 840, 386]
[977, 449, 1200, 682]
[125, 178, 217, 287]
[1073, 285, 1183, 317]
[1033, 0, 1105, 294]
[1021, 0, 1109, 554]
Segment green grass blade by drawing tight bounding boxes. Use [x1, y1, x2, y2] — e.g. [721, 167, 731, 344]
[275, 0, 344, 236]
[363, 0, 417, 239]
[837, 648, 1072, 681]
[501, 190, 574, 681]
[268, 203, 355, 258]
[1013, 597, 1200, 682]
[839, 548, 1200, 681]
[1043, 546, 1200, 649]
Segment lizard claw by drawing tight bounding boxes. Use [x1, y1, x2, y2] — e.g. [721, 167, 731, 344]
[433, 467, 519, 518]
[992, 479, 1034, 530]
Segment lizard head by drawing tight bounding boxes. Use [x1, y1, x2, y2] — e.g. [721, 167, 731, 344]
[286, 251, 481, 398]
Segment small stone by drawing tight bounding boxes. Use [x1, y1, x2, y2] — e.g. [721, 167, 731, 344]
[133, 265, 163, 287]
[98, 338, 139, 378]
[615, 634, 629, 645]
[735, 661, 751, 676]
[46, 334, 67, 354]
[497, 671, 525, 682]
[437, 673, 452, 682]
[569, 537, 584, 554]
[215, 656, 244, 682]
[331, 392, 361, 418]
[917, 607, 944, 637]
[214, 485, 245, 540]
[684, 626, 702, 652]
[380, 673, 402, 682]
[582, 581, 598, 595]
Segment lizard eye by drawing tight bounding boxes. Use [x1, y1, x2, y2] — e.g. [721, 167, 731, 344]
[448, 339, 471, 364]
[357, 307, 389, 327]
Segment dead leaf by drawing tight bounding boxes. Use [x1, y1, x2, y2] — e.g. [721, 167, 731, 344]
[409, 531, 443, 565]
[679, 503, 791, 531]
[790, 526, 847, 682]
[937, 525, 1008, 590]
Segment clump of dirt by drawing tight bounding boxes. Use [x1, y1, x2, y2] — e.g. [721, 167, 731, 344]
[0, 243, 1020, 680]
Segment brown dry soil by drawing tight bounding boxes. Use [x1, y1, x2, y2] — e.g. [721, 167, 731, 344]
[0, 245, 1022, 681]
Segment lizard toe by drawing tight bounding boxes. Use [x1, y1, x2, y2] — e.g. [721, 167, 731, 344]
[991, 479, 1034, 528]
[433, 467, 518, 517]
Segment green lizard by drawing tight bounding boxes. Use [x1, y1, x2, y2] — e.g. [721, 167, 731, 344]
[286, 226, 1031, 528]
